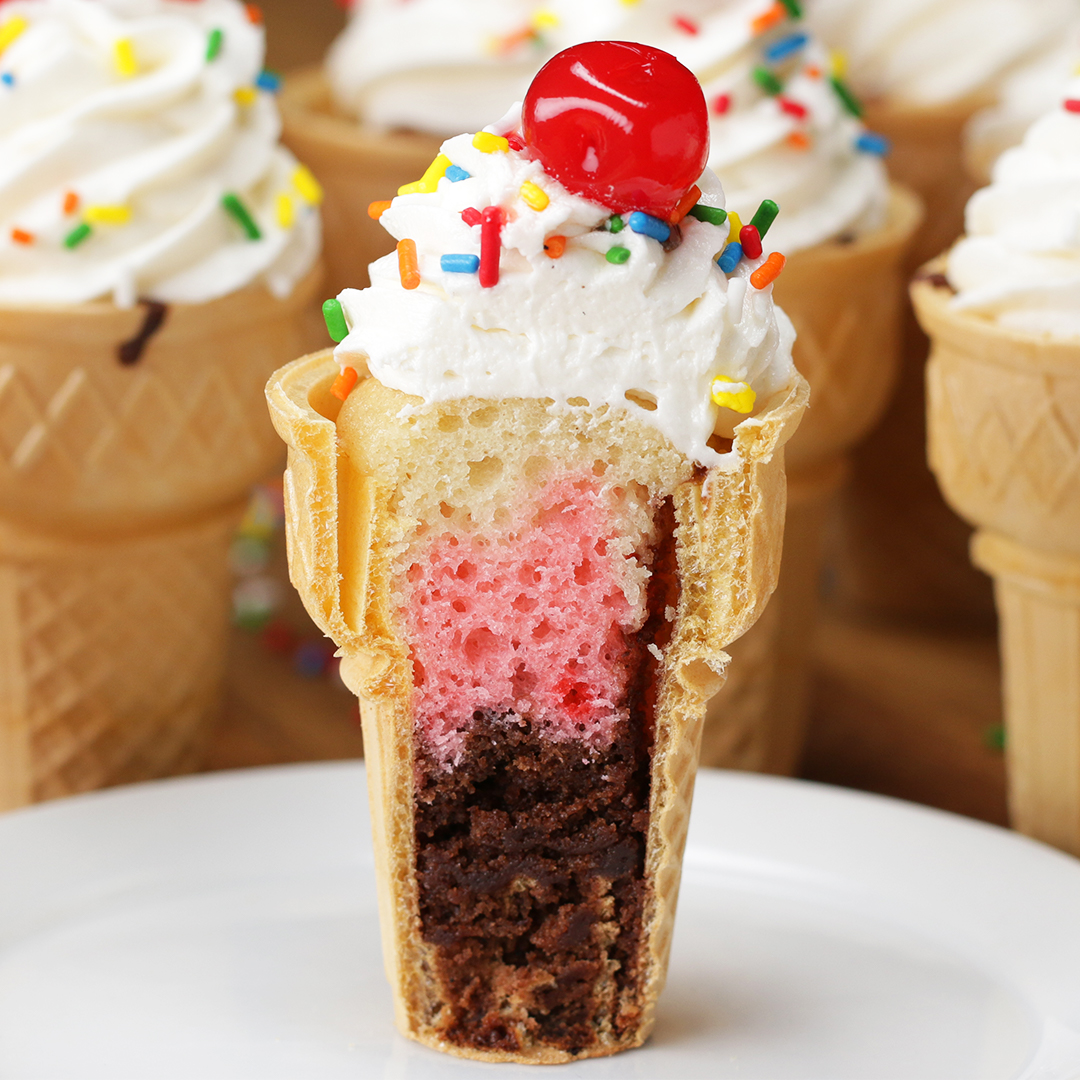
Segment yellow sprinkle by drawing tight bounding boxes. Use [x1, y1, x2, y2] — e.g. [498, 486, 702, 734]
[619, 0, 642, 5]
[276, 193, 294, 229]
[0, 16, 28, 57]
[84, 204, 131, 225]
[292, 164, 323, 206]
[114, 38, 138, 78]
[234, 86, 257, 106]
[472, 131, 510, 154]
[830, 49, 848, 78]
[531, 9, 559, 29]
[519, 181, 550, 212]
[397, 153, 451, 196]
[711, 377, 757, 415]
[727, 211, 743, 244]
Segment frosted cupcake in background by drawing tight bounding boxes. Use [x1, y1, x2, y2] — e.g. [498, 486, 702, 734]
[283, 0, 920, 775]
[269, 41, 807, 1060]
[964, 21, 1080, 184]
[0, 0, 323, 809]
[802, 0, 1078, 628]
[913, 82, 1080, 857]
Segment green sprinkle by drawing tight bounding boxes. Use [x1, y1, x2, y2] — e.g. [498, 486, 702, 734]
[830, 75, 863, 118]
[984, 724, 1006, 753]
[607, 214, 625, 234]
[222, 192, 261, 240]
[322, 298, 349, 343]
[688, 204, 728, 227]
[63, 222, 92, 249]
[750, 199, 780, 238]
[206, 27, 224, 61]
[779, 0, 802, 17]
[606, 246, 630, 265]
[753, 66, 783, 96]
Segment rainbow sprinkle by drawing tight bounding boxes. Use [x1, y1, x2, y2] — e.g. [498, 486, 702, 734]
[479, 207, 502, 287]
[398, 238, 420, 289]
[399, 154, 450, 196]
[256, 70, 280, 92]
[322, 298, 349, 342]
[222, 192, 261, 239]
[368, 200, 392, 220]
[473, 132, 510, 154]
[206, 28, 224, 62]
[331, 367, 358, 402]
[740, 224, 763, 260]
[544, 235, 566, 259]
[292, 165, 323, 205]
[441, 254, 480, 274]
[64, 222, 92, 249]
[750, 199, 780, 238]
[717, 243, 742, 273]
[446, 165, 470, 182]
[276, 193, 293, 228]
[0, 16, 28, 57]
[84, 204, 130, 225]
[855, 132, 890, 156]
[764, 32, 808, 63]
[751, 252, 786, 289]
[753, 66, 783, 96]
[606, 246, 630, 265]
[830, 76, 862, 118]
[711, 377, 756, 414]
[520, 181, 549, 211]
[688, 204, 728, 227]
[114, 38, 138, 78]
[628, 212, 670, 243]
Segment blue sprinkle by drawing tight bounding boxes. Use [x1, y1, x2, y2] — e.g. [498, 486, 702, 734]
[855, 131, 890, 156]
[255, 69, 281, 92]
[441, 253, 480, 274]
[0, 73, 13, 87]
[763, 32, 809, 64]
[717, 242, 743, 274]
[445, 165, 471, 182]
[628, 211, 671, 243]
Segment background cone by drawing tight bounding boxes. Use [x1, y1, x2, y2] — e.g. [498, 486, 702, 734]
[914, 268, 1080, 855]
[0, 265, 324, 808]
[281, 70, 439, 297]
[701, 185, 921, 774]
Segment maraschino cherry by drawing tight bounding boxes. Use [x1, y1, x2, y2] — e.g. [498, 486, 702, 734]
[522, 41, 709, 219]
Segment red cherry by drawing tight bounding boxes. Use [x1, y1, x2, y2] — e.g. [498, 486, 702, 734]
[522, 41, 709, 218]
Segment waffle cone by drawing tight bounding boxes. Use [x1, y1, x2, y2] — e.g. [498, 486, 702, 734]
[267, 351, 808, 1062]
[0, 264, 324, 808]
[830, 94, 998, 625]
[281, 70, 440, 297]
[914, 267, 1080, 854]
[701, 185, 921, 774]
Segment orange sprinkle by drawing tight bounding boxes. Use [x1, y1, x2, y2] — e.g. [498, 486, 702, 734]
[786, 131, 811, 150]
[10, 228, 33, 245]
[491, 26, 533, 56]
[244, 3, 263, 23]
[751, 2, 786, 34]
[368, 200, 392, 220]
[63, 190, 79, 215]
[805, 64, 822, 78]
[751, 252, 786, 290]
[669, 184, 702, 224]
[397, 238, 420, 290]
[543, 235, 567, 259]
[331, 366, 358, 401]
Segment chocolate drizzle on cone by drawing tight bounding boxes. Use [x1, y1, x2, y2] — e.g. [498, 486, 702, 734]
[118, 300, 169, 366]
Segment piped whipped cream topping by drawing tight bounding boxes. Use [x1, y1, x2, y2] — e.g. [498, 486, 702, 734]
[0, 0, 320, 308]
[965, 21, 1080, 177]
[804, 0, 1077, 108]
[334, 110, 797, 469]
[947, 81, 1080, 338]
[327, 0, 887, 253]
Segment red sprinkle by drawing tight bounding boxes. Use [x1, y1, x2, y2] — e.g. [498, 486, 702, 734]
[777, 96, 808, 119]
[506, 133, 525, 151]
[740, 224, 763, 260]
[1065, 99, 1080, 113]
[712, 93, 732, 115]
[673, 15, 699, 34]
[10, 228, 33, 245]
[479, 206, 503, 288]
[461, 207, 483, 227]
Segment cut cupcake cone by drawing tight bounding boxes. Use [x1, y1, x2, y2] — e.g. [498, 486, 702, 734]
[702, 185, 922, 774]
[267, 350, 807, 1062]
[0, 264, 324, 808]
[914, 267, 1080, 855]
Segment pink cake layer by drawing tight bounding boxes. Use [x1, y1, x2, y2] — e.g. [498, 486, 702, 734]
[404, 474, 642, 762]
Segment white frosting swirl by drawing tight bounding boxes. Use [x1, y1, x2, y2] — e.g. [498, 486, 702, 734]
[965, 21, 1080, 177]
[327, 0, 888, 252]
[0, 0, 320, 307]
[804, 0, 1077, 108]
[948, 80, 1080, 337]
[334, 113, 797, 468]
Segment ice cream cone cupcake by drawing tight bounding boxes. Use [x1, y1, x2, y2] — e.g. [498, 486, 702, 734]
[269, 43, 807, 1060]
[805, 0, 1076, 626]
[915, 85, 1080, 855]
[0, 0, 323, 808]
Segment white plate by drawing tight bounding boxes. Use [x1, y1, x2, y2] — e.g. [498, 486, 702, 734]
[2, 763, 1080, 1079]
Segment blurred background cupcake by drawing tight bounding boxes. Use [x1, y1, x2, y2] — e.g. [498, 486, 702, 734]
[0, 0, 323, 808]
[803, 0, 1077, 628]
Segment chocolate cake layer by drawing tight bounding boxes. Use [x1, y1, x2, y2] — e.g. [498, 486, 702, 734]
[411, 501, 679, 1055]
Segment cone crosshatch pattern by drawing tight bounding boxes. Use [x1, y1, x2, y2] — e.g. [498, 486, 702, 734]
[267, 350, 808, 1062]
